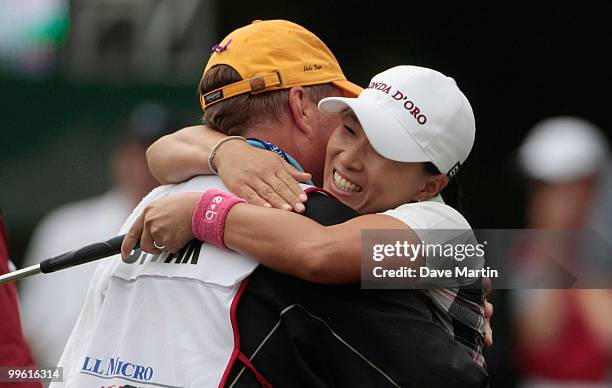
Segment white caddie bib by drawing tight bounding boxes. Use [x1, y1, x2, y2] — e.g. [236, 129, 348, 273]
[55, 176, 275, 388]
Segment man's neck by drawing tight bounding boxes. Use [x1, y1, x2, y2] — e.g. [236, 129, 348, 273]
[240, 126, 300, 165]
[237, 119, 323, 185]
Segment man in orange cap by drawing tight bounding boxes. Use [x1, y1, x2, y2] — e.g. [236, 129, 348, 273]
[148, 19, 361, 190]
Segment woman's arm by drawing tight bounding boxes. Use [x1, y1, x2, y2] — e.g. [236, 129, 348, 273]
[121, 191, 417, 284]
[146, 125, 224, 184]
[146, 125, 311, 211]
[223, 203, 414, 283]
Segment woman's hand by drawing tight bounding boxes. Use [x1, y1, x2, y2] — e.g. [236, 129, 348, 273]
[214, 139, 311, 213]
[121, 192, 201, 258]
[146, 124, 312, 212]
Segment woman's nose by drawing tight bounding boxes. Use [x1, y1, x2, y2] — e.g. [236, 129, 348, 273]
[339, 143, 365, 171]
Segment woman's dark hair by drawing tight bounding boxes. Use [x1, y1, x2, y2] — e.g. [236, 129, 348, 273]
[422, 162, 464, 213]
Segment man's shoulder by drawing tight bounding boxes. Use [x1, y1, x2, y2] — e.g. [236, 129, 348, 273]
[137, 176, 228, 207]
[122, 175, 228, 235]
[151, 175, 227, 197]
[302, 187, 359, 226]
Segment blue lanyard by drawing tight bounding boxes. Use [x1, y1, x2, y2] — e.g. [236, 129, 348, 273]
[246, 138, 314, 185]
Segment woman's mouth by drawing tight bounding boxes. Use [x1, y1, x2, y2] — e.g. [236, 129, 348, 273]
[333, 170, 362, 193]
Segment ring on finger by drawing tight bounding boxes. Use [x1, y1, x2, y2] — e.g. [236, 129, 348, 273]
[153, 241, 166, 250]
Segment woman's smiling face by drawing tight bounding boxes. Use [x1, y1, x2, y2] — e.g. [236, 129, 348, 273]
[322, 110, 439, 214]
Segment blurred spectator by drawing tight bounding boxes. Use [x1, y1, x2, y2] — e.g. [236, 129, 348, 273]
[512, 117, 612, 387]
[0, 208, 42, 388]
[18, 101, 179, 370]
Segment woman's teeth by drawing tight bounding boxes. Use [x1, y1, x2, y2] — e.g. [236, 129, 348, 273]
[333, 170, 362, 193]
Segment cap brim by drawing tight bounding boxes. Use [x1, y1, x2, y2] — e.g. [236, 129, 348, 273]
[319, 96, 431, 163]
[331, 80, 363, 97]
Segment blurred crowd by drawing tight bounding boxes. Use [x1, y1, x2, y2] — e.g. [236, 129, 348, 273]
[511, 117, 612, 387]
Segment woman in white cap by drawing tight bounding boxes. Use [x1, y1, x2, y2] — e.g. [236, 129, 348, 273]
[124, 65, 486, 366]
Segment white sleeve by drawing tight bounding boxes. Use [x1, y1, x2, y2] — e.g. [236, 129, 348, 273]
[382, 202, 484, 287]
[382, 201, 470, 231]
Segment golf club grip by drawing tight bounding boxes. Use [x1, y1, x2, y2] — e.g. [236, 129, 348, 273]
[39, 234, 135, 273]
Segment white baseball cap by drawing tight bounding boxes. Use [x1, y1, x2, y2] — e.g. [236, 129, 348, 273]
[318, 65, 475, 177]
[518, 117, 609, 182]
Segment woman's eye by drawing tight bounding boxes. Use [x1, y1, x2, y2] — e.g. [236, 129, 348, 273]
[344, 125, 356, 135]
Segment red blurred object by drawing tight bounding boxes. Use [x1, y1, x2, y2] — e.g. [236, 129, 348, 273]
[517, 290, 611, 382]
[0, 214, 42, 388]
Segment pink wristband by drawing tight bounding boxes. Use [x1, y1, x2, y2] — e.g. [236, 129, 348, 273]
[192, 189, 246, 249]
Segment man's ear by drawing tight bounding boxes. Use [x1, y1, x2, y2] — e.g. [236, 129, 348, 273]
[418, 174, 449, 201]
[288, 86, 316, 137]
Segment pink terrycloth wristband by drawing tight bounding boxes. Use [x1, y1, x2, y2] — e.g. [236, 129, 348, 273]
[192, 189, 246, 249]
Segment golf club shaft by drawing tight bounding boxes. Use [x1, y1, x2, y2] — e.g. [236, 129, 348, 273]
[0, 264, 41, 284]
[0, 234, 137, 285]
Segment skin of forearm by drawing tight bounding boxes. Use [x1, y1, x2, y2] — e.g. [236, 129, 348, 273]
[574, 290, 612, 348]
[146, 125, 225, 184]
[515, 290, 566, 344]
[223, 204, 347, 283]
[517, 290, 612, 349]
[223, 205, 408, 284]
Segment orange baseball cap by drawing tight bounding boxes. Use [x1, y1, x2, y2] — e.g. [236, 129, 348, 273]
[200, 20, 362, 110]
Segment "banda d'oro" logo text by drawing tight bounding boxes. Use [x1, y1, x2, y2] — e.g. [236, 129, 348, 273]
[368, 81, 427, 125]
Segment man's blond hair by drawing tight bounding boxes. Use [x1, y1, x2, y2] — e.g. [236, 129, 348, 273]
[199, 65, 337, 135]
